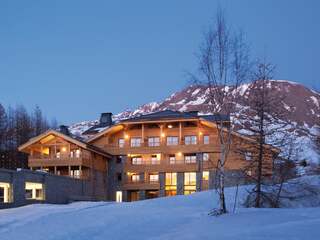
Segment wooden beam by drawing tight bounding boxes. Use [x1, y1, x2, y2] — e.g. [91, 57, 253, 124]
[179, 122, 182, 144]
[141, 124, 145, 144]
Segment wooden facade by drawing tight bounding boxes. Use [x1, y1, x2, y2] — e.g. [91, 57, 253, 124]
[18, 111, 278, 202]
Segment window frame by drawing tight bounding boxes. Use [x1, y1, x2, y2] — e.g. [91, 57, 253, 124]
[184, 154, 197, 164]
[130, 137, 142, 147]
[166, 136, 179, 146]
[203, 135, 210, 145]
[132, 156, 143, 165]
[184, 135, 197, 145]
[118, 138, 125, 148]
[148, 137, 160, 147]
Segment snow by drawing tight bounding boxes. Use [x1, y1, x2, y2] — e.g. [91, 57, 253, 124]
[191, 88, 201, 96]
[1, 176, 320, 240]
[310, 96, 319, 108]
[186, 95, 207, 105]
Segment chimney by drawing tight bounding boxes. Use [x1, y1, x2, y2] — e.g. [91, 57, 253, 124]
[188, 111, 199, 116]
[100, 112, 113, 127]
[59, 125, 70, 135]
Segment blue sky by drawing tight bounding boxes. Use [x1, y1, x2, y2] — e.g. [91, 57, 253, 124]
[0, 0, 319, 124]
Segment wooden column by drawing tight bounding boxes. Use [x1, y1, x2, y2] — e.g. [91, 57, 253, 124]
[68, 165, 71, 177]
[179, 122, 182, 144]
[40, 146, 43, 158]
[54, 166, 57, 175]
[141, 124, 145, 144]
[160, 124, 164, 145]
[79, 165, 82, 179]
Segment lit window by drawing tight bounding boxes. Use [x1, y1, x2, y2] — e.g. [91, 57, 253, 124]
[203, 135, 209, 144]
[116, 191, 122, 202]
[131, 138, 142, 147]
[169, 155, 176, 164]
[185, 154, 197, 164]
[245, 152, 252, 161]
[202, 171, 209, 181]
[119, 138, 125, 148]
[184, 172, 196, 195]
[25, 182, 45, 200]
[70, 170, 80, 178]
[149, 174, 159, 183]
[185, 135, 197, 145]
[246, 170, 252, 176]
[203, 153, 209, 161]
[151, 154, 160, 165]
[56, 151, 61, 159]
[148, 137, 160, 147]
[76, 149, 81, 158]
[184, 172, 196, 185]
[167, 136, 179, 146]
[165, 173, 177, 196]
[165, 173, 177, 186]
[132, 156, 143, 165]
[0, 182, 12, 203]
[131, 174, 140, 182]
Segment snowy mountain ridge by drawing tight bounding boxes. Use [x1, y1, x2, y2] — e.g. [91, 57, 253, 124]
[69, 80, 320, 166]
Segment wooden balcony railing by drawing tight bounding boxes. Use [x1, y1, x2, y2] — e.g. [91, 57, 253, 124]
[124, 159, 215, 172]
[103, 142, 219, 155]
[28, 156, 91, 168]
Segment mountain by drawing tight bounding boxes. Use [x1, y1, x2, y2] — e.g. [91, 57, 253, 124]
[69, 80, 320, 169]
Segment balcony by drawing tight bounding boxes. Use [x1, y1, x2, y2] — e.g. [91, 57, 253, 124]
[28, 155, 91, 168]
[123, 159, 215, 172]
[104, 141, 219, 155]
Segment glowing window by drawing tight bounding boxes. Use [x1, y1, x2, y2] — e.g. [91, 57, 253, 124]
[185, 154, 197, 164]
[202, 171, 209, 181]
[149, 174, 159, 183]
[0, 182, 12, 203]
[203, 153, 209, 161]
[116, 191, 122, 202]
[165, 173, 177, 186]
[131, 174, 140, 183]
[25, 182, 45, 200]
[132, 156, 143, 165]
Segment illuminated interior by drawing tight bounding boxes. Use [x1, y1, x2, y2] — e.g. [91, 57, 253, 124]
[184, 172, 196, 195]
[0, 182, 12, 203]
[25, 182, 45, 200]
[116, 191, 122, 202]
[165, 172, 177, 196]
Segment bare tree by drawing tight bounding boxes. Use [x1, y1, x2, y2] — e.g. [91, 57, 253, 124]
[193, 7, 251, 214]
[239, 59, 293, 207]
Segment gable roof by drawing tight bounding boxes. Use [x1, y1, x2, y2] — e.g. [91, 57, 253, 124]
[120, 110, 229, 123]
[18, 129, 111, 158]
[87, 110, 230, 143]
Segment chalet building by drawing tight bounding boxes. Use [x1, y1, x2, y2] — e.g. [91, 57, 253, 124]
[17, 110, 278, 202]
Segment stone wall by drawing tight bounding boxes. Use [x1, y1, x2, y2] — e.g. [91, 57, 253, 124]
[0, 168, 107, 209]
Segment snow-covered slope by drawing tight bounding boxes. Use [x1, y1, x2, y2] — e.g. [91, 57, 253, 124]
[1, 176, 320, 240]
[69, 80, 320, 165]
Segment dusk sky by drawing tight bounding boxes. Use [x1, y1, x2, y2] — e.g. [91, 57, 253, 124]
[0, 0, 319, 124]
